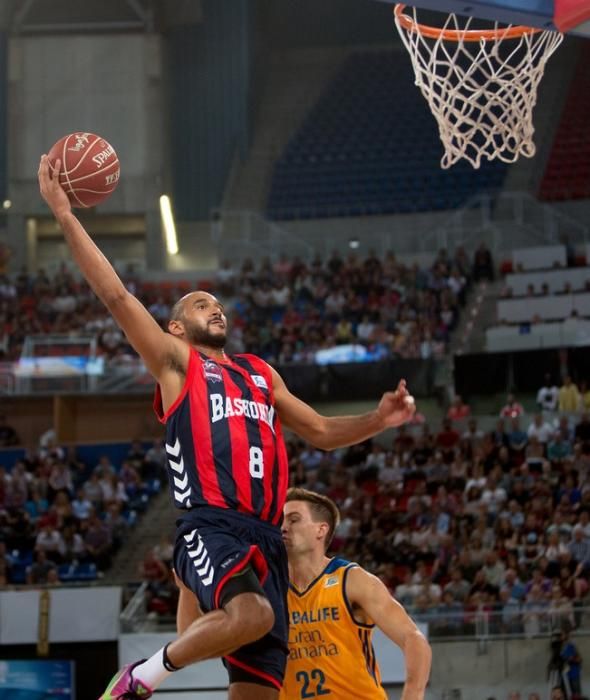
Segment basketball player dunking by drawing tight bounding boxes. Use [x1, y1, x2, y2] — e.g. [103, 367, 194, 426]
[39, 155, 416, 700]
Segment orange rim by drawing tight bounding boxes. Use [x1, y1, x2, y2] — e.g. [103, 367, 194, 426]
[394, 3, 541, 42]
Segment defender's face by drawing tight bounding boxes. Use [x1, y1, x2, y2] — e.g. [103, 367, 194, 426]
[282, 501, 325, 555]
[180, 293, 227, 348]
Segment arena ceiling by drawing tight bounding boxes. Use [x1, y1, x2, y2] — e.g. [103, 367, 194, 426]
[4, 1, 590, 37]
[1, 0, 203, 34]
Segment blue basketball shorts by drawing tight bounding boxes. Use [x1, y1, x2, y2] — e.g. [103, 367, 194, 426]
[173, 506, 289, 689]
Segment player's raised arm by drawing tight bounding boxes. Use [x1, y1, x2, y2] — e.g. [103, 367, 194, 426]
[345, 566, 432, 700]
[270, 366, 415, 450]
[38, 155, 182, 379]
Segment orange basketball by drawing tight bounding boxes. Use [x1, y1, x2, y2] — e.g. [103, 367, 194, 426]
[47, 132, 120, 208]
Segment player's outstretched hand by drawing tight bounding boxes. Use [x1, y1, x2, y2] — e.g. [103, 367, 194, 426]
[377, 379, 416, 429]
[38, 155, 71, 220]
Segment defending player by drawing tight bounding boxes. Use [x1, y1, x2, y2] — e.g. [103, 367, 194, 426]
[280, 488, 431, 700]
[38, 156, 416, 700]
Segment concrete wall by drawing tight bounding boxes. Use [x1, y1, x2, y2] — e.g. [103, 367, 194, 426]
[9, 33, 163, 216]
[428, 635, 590, 698]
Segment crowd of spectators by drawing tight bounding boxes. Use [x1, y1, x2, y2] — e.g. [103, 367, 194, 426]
[130, 384, 590, 653]
[0, 434, 165, 585]
[215, 247, 472, 364]
[0, 244, 497, 365]
[278, 402, 590, 641]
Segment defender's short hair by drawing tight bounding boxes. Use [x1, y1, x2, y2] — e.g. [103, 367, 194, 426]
[286, 487, 340, 551]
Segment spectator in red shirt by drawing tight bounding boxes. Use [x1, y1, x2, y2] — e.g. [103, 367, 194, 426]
[393, 424, 415, 454]
[500, 394, 525, 418]
[447, 395, 471, 422]
[436, 418, 461, 462]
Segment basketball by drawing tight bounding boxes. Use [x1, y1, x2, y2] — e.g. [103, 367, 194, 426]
[47, 132, 120, 208]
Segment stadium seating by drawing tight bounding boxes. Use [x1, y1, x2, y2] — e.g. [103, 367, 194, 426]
[539, 43, 590, 202]
[0, 249, 468, 366]
[511, 245, 567, 272]
[138, 405, 590, 636]
[267, 51, 508, 220]
[505, 267, 590, 296]
[486, 320, 590, 352]
[497, 292, 590, 323]
[490, 252, 590, 351]
[0, 440, 163, 584]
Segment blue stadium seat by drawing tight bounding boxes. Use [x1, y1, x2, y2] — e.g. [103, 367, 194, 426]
[58, 562, 98, 582]
[267, 51, 508, 220]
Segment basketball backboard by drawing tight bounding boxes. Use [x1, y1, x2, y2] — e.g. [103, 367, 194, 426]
[375, 1, 590, 36]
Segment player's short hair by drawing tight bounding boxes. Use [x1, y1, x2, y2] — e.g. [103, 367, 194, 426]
[170, 297, 186, 323]
[169, 290, 219, 324]
[286, 487, 340, 551]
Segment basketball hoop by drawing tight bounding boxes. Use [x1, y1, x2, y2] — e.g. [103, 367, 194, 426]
[394, 4, 564, 169]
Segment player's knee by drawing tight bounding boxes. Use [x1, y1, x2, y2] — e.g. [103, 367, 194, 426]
[226, 593, 275, 644]
[244, 594, 275, 641]
[250, 595, 275, 638]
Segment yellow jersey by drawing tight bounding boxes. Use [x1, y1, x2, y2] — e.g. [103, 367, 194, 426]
[280, 558, 387, 700]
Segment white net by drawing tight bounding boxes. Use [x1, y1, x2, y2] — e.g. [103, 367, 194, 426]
[394, 5, 564, 169]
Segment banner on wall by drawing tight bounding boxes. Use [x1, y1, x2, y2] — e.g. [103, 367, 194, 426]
[15, 357, 104, 377]
[0, 660, 74, 699]
[315, 344, 389, 365]
[0, 588, 121, 645]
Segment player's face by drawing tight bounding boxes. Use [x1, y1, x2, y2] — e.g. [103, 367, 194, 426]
[180, 293, 227, 348]
[282, 501, 326, 555]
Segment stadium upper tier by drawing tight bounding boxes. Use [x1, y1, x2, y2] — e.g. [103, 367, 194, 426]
[266, 51, 507, 220]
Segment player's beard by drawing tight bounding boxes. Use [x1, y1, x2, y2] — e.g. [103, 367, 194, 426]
[185, 322, 227, 349]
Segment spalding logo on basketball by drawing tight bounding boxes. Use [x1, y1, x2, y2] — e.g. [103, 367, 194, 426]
[47, 132, 120, 208]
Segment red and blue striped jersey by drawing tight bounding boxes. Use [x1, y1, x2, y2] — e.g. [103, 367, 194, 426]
[154, 349, 289, 525]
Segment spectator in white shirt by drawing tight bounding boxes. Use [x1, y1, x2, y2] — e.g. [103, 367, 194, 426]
[527, 413, 554, 444]
[270, 280, 291, 310]
[576, 510, 590, 540]
[461, 418, 484, 454]
[395, 570, 416, 608]
[378, 453, 404, 486]
[35, 525, 66, 563]
[0, 275, 17, 299]
[464, 463, 487, 494]
[52, 287, 77, 314]
[537, 373, 559, 412]
[215, 259, 237, 295]
[72, 488, 93, 521]
[481, 476, 507, 513]
[482, 550, 506, 588]
[356, 315, 376, 343]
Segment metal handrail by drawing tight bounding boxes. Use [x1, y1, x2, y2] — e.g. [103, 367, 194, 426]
[120, 581, 149, 633]
[145, 603, 590, 643]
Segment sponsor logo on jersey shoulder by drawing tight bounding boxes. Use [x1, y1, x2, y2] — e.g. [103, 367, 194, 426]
[203, 360, 223, 383]
[252, 374, 269, 390]
[324, 576, 339, 588]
